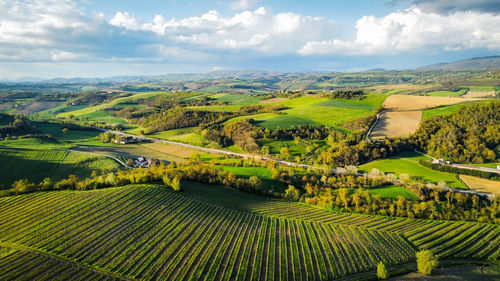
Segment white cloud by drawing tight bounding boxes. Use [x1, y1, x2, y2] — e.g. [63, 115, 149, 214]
[299, 7, 500, 55]
[230, 0, 260, 11]
[113, 7, 337, 53]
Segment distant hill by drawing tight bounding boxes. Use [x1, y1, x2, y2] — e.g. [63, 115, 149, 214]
[418, 56, 500, 71]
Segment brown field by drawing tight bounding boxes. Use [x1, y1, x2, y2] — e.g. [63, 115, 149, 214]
[70, 142, 204, 163]
[461, 91, 496, 98]
[389, 264, 500, 281]
[260, 97, 289, 104]
[371, 111, 422, 139]
[382, 95, 476, 111]
[17, 101, 62, 114]
[460, 175, 500, 194]
[365, 83, 438, 92]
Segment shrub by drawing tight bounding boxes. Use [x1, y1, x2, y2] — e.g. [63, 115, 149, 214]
[416, 250, 438, 275]
[377, 261, 388, 279]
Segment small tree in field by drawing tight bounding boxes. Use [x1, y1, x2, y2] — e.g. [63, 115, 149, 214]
[416, 250, 438, 275]
[62, 127, 69, 134]
[377, 261, 388, 279]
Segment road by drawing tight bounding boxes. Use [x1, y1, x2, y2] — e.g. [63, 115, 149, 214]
[95, 128, 495, 199]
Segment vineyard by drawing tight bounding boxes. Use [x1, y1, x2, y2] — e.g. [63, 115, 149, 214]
[0, 184, 498, 281]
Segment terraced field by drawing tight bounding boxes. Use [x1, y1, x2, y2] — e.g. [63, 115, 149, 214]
[0, 183, 498, 281]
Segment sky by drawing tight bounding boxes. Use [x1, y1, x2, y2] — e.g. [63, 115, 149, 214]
[0, 0, 499, 79]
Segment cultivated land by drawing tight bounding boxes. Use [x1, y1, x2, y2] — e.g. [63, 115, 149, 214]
[0, 147, 120, 188]
[381, 95, 478, 111]
[459, 175, 500, 194]
[1, 70, 499, 280]
[371, 111, 422, 139]
[0, 183, 498, 281]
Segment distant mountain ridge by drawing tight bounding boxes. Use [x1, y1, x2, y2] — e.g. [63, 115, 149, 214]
[2, 56, 499, 84]
[418, 56, 500, 71]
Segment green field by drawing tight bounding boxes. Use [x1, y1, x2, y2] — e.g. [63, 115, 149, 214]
[0, 182, 497, 280]
[425, 89, 467, 97]
[365, 185, 419, 200]
[221, 166, 286, 192]
[422, 101, 485, 119]
[0, 147, 120, 188]
[210, 93, 265, 105]
[241, 94, 388, 130]
[359, 152, 468, 189]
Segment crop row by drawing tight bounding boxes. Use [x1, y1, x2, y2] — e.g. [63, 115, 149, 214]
[0, 185, 414, 281]
[0, 247, 118, 281]
[248, 199, 500, 260]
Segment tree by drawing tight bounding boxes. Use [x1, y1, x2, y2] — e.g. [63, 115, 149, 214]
[416, 250, 438, 275]
[284, 185, 299, 201]
[280, 147, 290, 156]
[12, 179, 36, 194]
[39, 178, 53, 191]
[62, 127, 69, 134]
[171, 177, 182, 192]
[377, 261, 388, 279]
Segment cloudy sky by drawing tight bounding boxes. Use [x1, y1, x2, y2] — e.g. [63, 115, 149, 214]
[1, 0, 499, 79]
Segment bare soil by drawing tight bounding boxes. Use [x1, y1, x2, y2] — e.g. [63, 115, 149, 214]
[461, 91, 496, 98]
[18, 101, 62, 114]
[382, 95, 477, 111]
[460, 175, 500, 194]
[371, 111, 422, 139]
[259, 97, 289, 104]
[389, 264, 500, 281]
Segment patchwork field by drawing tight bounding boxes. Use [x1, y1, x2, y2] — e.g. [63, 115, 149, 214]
[370, 111, 422, 139]
[459, 175, 500, 194]
[0, 183, 497, 281]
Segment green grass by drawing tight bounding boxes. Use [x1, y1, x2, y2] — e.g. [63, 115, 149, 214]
[221, 166, 286, 192]
[210, 93, 265, 105]
[148, 127, 206, 145]
[366, 185, 419, 200]
[468, 86, 495, 92]
[469, 163, 500, 169]
[426, 89, 467, 97]
[0, 147, 120, 188]
[359, 152, 468, 189]
[422, 101, 486, 119]
[251, 94, 387, 129]
[34, 122, 100, 143]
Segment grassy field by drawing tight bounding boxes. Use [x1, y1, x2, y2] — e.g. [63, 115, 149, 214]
[359, 152, 468, 189]
[221, 166, 286, 192]
[246, 94, 388, 130]
[365, 185, 419, 200]
[0, 182, 498, 280]
[425, 89, 467, 97]
[0, 147, 120, 188]
[421, 101, 486, 119]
